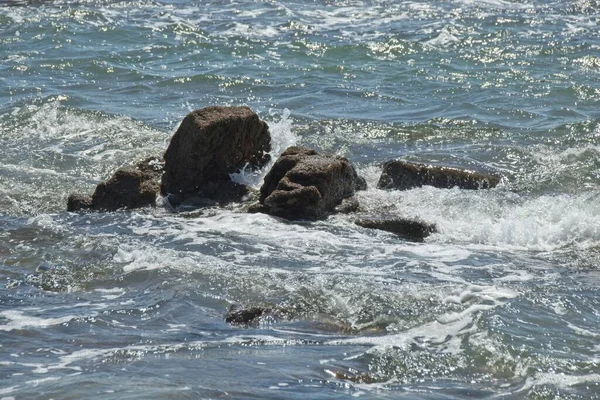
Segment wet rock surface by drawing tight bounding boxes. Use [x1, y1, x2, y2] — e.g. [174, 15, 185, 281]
[67, 193, 93, 212]
[224, 302, 389, 334]
[91, 168, 159, 211]
[355, 215, 436, 242]
[161, 106, 271, 196]
[68, 156, 163, 212]
[258, 146, 366, 219]
[224, 304, 271, 325]
[378, 160, 500, 190]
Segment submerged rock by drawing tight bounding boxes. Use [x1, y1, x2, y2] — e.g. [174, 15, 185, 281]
[68, 156, 163, 212]
[161, 106, 271, 196]
[224, 302, 388, 334]
[258, 146, 366, 219]
[377, 160, 500, 190]
[225, 304, 271, 325]
[355, 215, 436, 242]
[331, 370, 379, 384]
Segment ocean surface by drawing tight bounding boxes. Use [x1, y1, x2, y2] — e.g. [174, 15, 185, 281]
[1, 0, 600, 398]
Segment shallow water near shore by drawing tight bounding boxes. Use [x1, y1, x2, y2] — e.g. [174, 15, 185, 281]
[2, 0, 600, 399]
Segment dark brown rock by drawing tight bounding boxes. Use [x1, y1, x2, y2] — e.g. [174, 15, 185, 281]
[91, 167, 160, 211]
[377, 160, 500, 190]
[161, 106, 271, 196]
[258, 146, 366, 219]
[355, 216, 436, 242]
[225, 305, 270, 325]
[67, 156, 163, 212]
[67, 193, 93, 212]
[135, 156, 164, 177]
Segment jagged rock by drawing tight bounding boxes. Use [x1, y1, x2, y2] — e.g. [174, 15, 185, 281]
[355, 216, 436, 242]
[67, 156, 163, 212]
[67, 193, 93, 212]
[258, 146, 366, 219]
[161, 106, 271, 196]
[377, 160, 500, 190]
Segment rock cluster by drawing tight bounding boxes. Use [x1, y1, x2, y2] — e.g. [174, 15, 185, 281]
[67, 105, 502, 243]
[65, 105, 507, 332]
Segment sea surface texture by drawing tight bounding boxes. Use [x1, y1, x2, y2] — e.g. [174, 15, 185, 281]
[2, 0, 600, 398]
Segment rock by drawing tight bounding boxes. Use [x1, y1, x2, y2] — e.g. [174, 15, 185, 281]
[91, 167, 159, 211]
[161, 106, 271, 196]
[224, 302, 388, 334]
[67, 156, 163, 212]
[246, 201, 270, 214]
[166, 181, 256, 209]
[258, 146, 366, 219]
[67, 193, 93, 212]
[334, 196, 361, 214]
[377, 160, 500, 190]
[332, 370, 379, 384]
[195, 180, 256, 204]
[355, 216, 436, 242]
[135, 156, 164, 178]
[225, 304, 270, 325]
[91, 157, 163, 211]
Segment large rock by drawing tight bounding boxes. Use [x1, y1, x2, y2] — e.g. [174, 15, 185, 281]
[355, 216, 436, 242]
[161, 106, 271, 196]
[68, 157, 163, 212]
[258, 146, 367, 219]
[378, 160, 500, 190]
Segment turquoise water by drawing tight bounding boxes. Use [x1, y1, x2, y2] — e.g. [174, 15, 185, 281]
[2, 1, 600, 398]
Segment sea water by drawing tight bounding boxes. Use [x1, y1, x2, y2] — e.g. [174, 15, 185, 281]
[1, 0, 600, 398]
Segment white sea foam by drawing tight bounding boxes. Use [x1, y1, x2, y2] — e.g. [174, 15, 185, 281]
[423, 26, 461, 49]
[457, 0, 533, 9]
[0, 310, 75, 332]
[566, 322, 599, 338]
[335, 308, 480, 352]
[517, 373, 600, 394]
[356, 183, 600, 251]
[94, 287, 126, 300]
[331, 282, 517, 355]
[220, 22, 281, 39]
[2, 98, 164, 183]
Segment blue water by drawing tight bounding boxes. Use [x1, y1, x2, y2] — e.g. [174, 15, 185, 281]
[2, 1, 600, 398]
